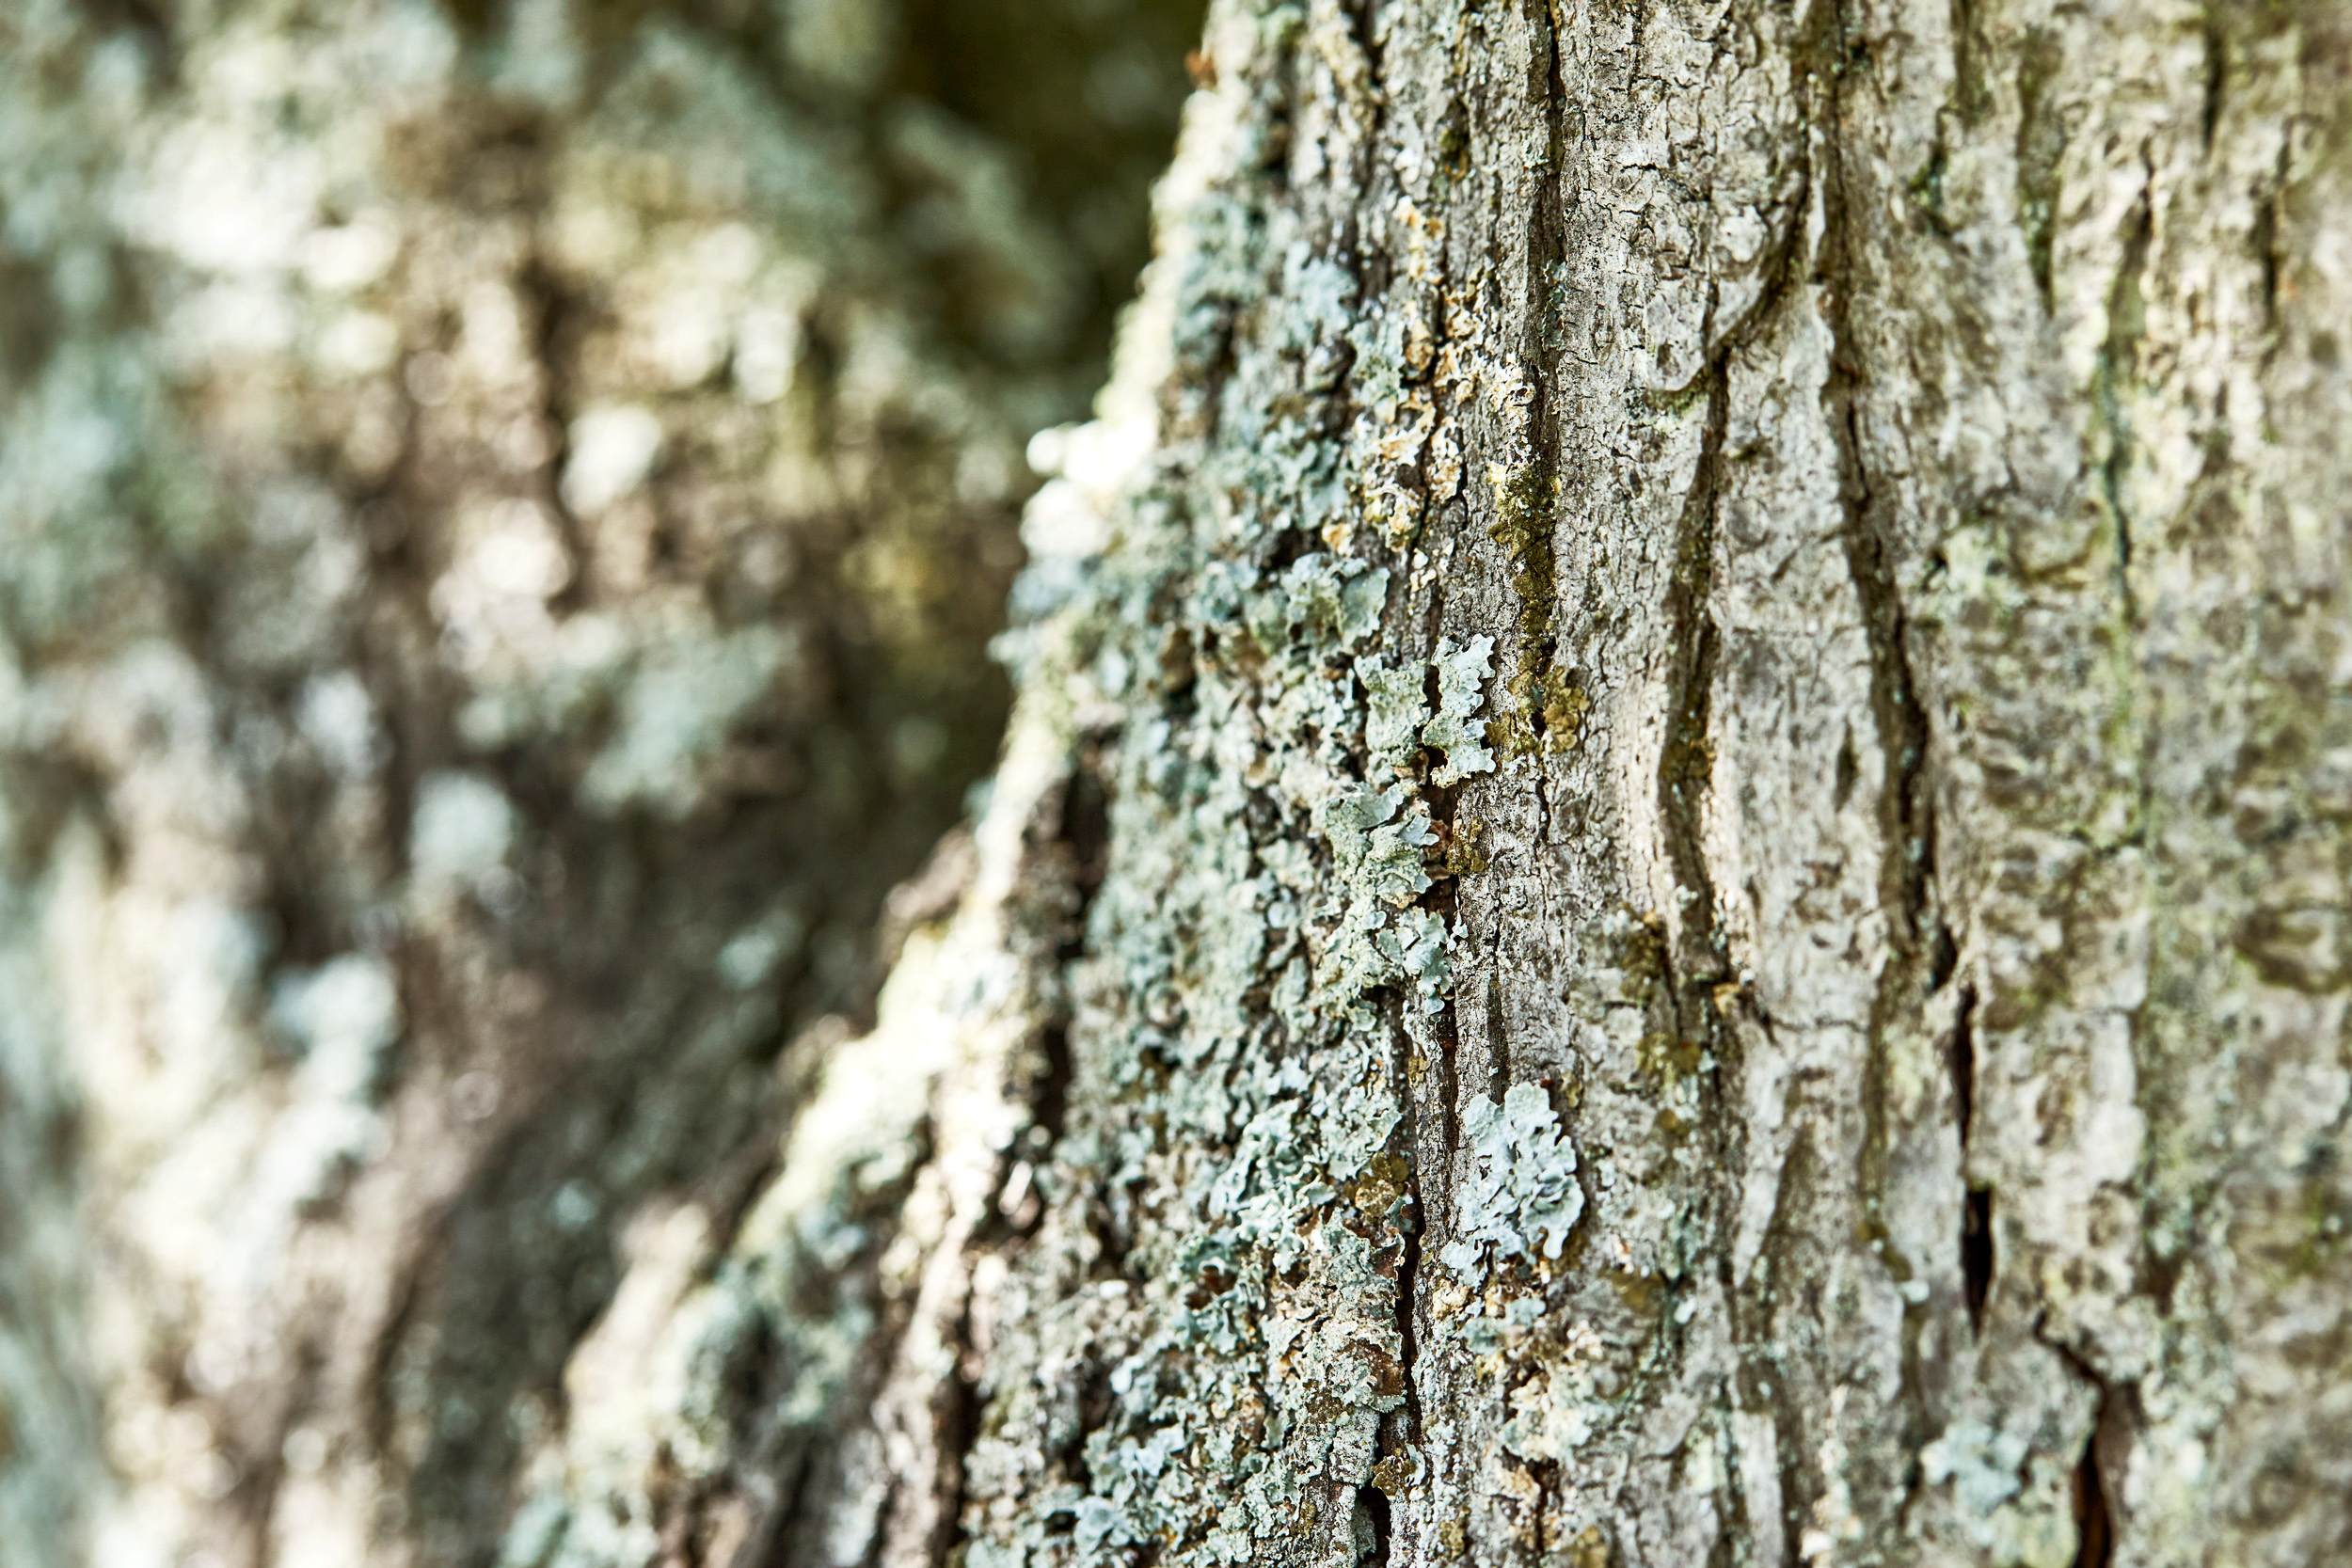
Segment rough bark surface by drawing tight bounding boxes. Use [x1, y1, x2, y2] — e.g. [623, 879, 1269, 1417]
[0, 1, 1197, 1563]
[8, 0, 2352, 1566]
[741, 0, 2345, 1564]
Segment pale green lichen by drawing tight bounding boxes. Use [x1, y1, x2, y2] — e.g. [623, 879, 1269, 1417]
[1320, 784, 1435, 909]
[1500, 1354, 1598, 1462]
[1377, 907, 1453, 1014]
[1919, 1420, 2083, 1568]
[1361, 657, 1428, 776]
[1246, 552, 1390, 656]
[1919, 1420, 2029, 1517]
[1440, 1085, 1585, 1274]
[1360, 634, 1496, 786]
[1424, 634, 1498, 785]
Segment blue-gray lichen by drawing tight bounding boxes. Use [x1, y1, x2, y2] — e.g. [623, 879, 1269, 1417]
[1440, 1085, 1584, 1275]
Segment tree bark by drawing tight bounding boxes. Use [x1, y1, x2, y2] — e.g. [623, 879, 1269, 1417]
[9, 0, 2352, 1565]
[770, 1, 2348, 1564]
[0, 2, 1196, 1563]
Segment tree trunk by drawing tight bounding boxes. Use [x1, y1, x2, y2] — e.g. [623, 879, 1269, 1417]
[0, 1, 1197, 1563]
[788, 1, 2347, 1564]
[9, 0, 2352, 1565]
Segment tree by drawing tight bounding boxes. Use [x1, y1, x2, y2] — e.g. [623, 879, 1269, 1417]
[8, 0, 2350, 1566]
[777, 2, 2349, 1563]
[0, 0, 1197, 1562]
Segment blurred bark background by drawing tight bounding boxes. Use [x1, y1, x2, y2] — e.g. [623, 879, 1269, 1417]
[0, 1, 1198, 1562]
[9, 1, 2352, 1566]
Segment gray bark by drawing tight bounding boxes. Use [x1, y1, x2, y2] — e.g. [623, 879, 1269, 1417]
[808, 1, 2350, 1564]
[8, 0, 2352, 1565]
[0, 1, 1196, 1563]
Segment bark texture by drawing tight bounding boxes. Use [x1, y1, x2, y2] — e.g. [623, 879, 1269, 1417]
[0, 1, 1197, 1563]
[692, 0, 2346, 1564]
[9, 0, 2352, 1565]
